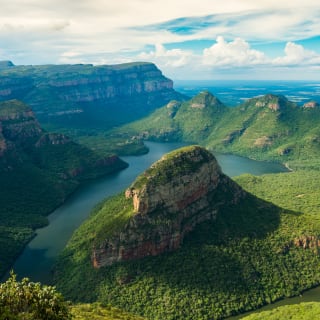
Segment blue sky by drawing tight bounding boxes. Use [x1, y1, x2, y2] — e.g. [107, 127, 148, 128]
[1, 0, 320, 80]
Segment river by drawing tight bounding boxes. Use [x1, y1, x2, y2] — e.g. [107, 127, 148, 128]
[7, 142, 290, 299]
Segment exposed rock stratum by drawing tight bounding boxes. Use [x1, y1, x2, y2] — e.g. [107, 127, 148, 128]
[92, 145, 246, 268]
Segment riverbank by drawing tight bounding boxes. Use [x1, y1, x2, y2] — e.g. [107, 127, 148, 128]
[0, 156, 128, 281]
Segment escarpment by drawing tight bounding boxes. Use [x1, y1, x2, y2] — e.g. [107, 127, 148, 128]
[0, 61, 185, 127]
[92, 146, 246, 268]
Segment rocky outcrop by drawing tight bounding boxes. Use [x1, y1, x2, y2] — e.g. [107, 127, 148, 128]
[303, 101, 319, 109]
[0, 100, 43, 149]
[92, 146, 246, 268]
[254, 94, 292, 111]
[293, 235, 320, 250]
[0, 62, 185, 126]
[280, 235, 320, 255]
[35, 133, 71, 147]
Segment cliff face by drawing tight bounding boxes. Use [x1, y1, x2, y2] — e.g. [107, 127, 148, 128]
[92, 146, 246, 268]
[0, 100, 43, 149]
[0, 62, 184, 127]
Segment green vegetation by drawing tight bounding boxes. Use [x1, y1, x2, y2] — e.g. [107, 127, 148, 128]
[235, 170, 320, 217]
[54, 161, 320, 319]
[118, 91, 226, 143]
[74, 134, 148, 157]
[0, 272, 71, 319]
[71, 303, 145, 320]
[242, 302, 320, 320]
[79, 193, 134, 246]
[115, 93, 320, 168]
[131, 145, 215, 189]
[4, 87, 320, 319]
[0, 99, 127, 277]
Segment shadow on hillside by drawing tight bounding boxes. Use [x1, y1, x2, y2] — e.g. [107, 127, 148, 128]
[190, 193, 300, 244]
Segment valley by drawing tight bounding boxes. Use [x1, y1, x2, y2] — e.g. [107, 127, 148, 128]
[1, 62, 320, 319]
[6, 141, 287, 284]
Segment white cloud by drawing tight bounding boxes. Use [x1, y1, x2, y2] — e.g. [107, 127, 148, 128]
[139, 44, 194, 67]
[1, 0, 320, 79]
[202, 36, 267, 67]
[273, 42, 320, 66]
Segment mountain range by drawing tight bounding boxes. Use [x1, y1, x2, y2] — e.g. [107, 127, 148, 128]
[118, 91, 320, 169]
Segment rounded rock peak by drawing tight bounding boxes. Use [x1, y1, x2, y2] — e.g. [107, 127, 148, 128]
[190, 91, 224, 109]
[128, 145, 221, 191]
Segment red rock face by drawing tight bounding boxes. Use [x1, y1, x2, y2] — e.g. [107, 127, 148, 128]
[268, 103, 280, 111]
[303, 101, 319, 109]
[92, 146, 246, 268]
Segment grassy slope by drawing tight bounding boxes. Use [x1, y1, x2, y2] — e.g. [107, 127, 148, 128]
[242, 302, 320, 320]
[118, 91, 227, 143]
[71, 301, 320, 320]
[71, 303, 145, 320]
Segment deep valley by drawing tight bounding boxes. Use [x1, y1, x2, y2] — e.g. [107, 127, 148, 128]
[1, 61, 320, 320]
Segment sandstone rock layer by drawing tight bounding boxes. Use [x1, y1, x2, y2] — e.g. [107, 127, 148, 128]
[92, 146, 246, 268]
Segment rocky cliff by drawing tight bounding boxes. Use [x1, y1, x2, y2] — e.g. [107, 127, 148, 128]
[92, 146, 246, 268]
[0, 61, 184, 128]
[0, 99, 43, 150]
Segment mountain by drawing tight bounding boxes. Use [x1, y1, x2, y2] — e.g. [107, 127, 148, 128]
[0, 99, 127, 276]
[118, 92, 320, 169]
[119, 91, 227, 142]
[91, 146, 246, 268]
[0, 61, 185, 129]
[54, 145, 320, 319]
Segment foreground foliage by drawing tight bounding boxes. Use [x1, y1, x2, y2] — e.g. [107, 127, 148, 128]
[242, 302, 320, 320]
[0, 272, 71, 319]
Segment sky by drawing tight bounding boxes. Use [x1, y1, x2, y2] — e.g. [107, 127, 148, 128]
[1, 0, 320, 80]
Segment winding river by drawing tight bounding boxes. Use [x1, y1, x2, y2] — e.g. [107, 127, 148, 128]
[7, 141, 302, 317]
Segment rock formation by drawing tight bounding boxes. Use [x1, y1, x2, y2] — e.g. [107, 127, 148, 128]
[254, 94, 293, 111]
[0, 100, 43, 148]
[303, 101, 319, 109]
[92, 146, 246, 268]
[0, 62, 185, 127]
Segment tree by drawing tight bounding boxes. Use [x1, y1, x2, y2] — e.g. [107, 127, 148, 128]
[0, 272, 71, 320]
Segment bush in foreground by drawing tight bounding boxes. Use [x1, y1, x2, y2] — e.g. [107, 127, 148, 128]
[0, 272, 71, 320]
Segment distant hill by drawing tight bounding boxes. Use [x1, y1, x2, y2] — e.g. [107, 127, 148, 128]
[55, 146, 320, 319]
[0, 61, 185, 129]
[0, 99, 127, 276]
[118, 92, 320, 169]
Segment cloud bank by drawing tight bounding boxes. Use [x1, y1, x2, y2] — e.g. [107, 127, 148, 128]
[0, 0, 320, 79]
